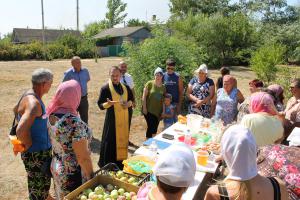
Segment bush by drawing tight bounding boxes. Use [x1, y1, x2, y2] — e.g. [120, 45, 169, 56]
[76, 40, 95, 58]
[123, 27, 206, 109]
[250, 42, 286, 84]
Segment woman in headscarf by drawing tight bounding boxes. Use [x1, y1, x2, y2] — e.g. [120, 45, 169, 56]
[212, 75, 244, 125]
[142, 67, 166, 138]
[268, 84, 285, 112]
[241, 92, 284, 147]
[187, 64, 215, 118]
[205, 125, 288, 200]
[258, 144, 300, 200]
[237, 79, 264, 122]
[47, 80, 93, 199]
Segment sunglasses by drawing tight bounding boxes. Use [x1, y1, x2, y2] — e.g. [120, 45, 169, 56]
[167, 67, 175, 70]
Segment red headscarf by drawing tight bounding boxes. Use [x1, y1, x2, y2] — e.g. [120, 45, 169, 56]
[250, 92, 277, 115]
[46, 80, 81, 116]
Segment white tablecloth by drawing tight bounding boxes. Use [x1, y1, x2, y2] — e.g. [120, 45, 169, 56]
[134, 122, 219, 200]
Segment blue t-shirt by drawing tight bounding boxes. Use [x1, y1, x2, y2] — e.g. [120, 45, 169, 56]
[163, 104, 175, 125]
[63, 67, 90, 96]
[163, 72, 180, 103]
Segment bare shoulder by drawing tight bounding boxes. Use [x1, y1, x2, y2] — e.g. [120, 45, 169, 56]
[22, 95, 42, 117]
[274, 177, 289, 200]
[204, 185, 220, 200]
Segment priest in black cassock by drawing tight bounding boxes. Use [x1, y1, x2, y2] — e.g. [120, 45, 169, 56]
[97, 66, 134, 168]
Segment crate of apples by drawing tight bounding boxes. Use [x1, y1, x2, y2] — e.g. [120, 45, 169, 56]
[77, 183, 137, 200]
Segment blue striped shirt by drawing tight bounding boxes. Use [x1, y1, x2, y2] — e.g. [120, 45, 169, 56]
[63, 67, 90, 96]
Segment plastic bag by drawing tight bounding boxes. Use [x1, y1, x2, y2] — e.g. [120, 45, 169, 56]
[123, 156, 155, 175]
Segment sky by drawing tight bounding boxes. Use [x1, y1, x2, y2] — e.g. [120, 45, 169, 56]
[0, 0, 299, 37]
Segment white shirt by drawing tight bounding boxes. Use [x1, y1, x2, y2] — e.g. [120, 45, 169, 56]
[120, 73, 134, 89]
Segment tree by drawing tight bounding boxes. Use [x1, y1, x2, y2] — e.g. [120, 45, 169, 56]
[251, 42, 286, 84]
[83, 20, 108, 38]
[105, 0, 127, 28]
[169, 0, 235, 17]
[127, 18, 150, 28]
[239, 0, 298, 24]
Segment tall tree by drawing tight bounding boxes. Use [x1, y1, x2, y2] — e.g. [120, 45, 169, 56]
[239, 0, 298, 23]
[169, 0, 233, 17]
[83, 20, 108, 38]
[105, 0, 127, 28]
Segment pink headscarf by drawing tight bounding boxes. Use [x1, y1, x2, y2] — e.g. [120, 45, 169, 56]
[250, 92, 277, 115]
[46, 80, 81, 116]
[268, 84, 283, 97]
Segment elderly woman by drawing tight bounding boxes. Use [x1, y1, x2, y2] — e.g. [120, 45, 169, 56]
[268, 84, 285, 112]
[258, 144, 300, 200]
[142, 67, 166, 138]
[241, 92, 284, 147]
[212, 75, 244, 125]
[47, 80, 93, 199]
[237, 79, 264, 122]
[187, 64, 215, 118]
[205, 125, 288, 200]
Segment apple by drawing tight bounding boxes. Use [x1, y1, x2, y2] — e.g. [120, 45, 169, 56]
[132, 182, 139, 186]
[117, 196, 126, 200]
[131, 195, 137, 200]
[97, 194, 104, 200]
[118, 188, 125, 196]
[80, 195, 88, 200]
[89, 192, 97, 199]
[110, 189, 119, 199]
[120, 177, 128, 182]
[103, 194, 110, 199]
[124, 192, 130, 200]
[84, 188, 93, 196]
[116, 170, 124, 179]
[95, 186, 105, 195]
[106, 184, 114, 192]
[128, 177, 136, 183]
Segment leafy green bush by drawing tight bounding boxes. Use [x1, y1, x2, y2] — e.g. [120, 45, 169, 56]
[123, 28, 206, 109]
[251, 42, 286, 84]
[169, 13, 257, 67]
[76, 40, 95, 58]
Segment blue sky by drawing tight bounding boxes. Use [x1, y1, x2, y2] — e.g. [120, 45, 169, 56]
[0, 0, 299, 36]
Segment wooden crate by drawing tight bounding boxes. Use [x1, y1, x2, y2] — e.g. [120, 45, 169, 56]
[64, 174, 139, 200]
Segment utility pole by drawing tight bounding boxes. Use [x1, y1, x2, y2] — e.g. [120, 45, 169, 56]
[76, 0, 79, 31]
[41, 0, 45, 59]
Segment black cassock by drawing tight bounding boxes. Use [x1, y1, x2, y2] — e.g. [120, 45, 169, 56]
[97, 82, 133, 168]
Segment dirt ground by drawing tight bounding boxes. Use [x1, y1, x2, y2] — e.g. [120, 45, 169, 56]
[0, 58, 258, 199]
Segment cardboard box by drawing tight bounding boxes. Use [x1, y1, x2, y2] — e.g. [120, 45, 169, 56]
[64, 174, 139, 200]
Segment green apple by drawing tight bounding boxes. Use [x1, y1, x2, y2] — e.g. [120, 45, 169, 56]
[118, 188, 125, 196]
[132, 182, 139, 186]
[110, 189, 119, 199]
[131, 195, 137, 200]
[106, 184, 114, 192]
[120, 177, 128, 182]
[89, 192, 97, 199]
[80, 195, 87, 200]
[84, 188, 93, 196]
[95, 186, 105, 195]
[116, 170, 124, 179]
[128, 177, 136, 183]
[124, 192, 130, 200]
[103, 194, 110, 199]
[96, 194, 104, 200]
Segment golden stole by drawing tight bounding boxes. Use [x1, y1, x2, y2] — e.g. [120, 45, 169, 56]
[108, 80, 129, 160]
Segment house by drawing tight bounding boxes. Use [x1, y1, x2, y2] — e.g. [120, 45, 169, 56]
[93, 26, 151, 56]
[12, 28, 81, 44]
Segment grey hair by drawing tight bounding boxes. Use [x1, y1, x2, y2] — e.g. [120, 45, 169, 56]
[71, 56, 81, 62]
[31, 68, 53, 84]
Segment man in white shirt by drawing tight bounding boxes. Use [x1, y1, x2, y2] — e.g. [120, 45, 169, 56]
[119, 61, 135, 106]
[119, 61, 137, 148]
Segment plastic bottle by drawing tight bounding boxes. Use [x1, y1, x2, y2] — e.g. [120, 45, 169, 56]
[149, 140, 158, 159]
[184, 129, 192, 145]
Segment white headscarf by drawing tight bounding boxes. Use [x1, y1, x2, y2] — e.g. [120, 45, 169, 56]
[221, 125, 258, 181]
[153, 143, 196, 187]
